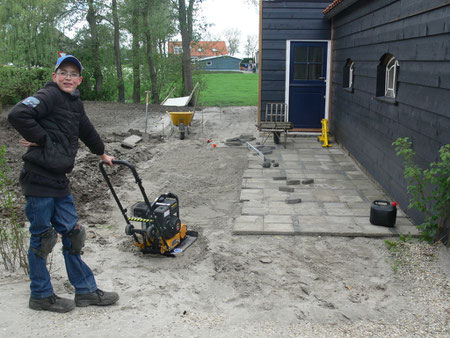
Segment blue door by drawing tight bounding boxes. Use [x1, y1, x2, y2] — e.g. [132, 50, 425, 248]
[289, 41, 328, 129]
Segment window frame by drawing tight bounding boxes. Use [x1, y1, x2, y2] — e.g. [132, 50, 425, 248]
[376, 53, 399, 102]
[343, 58, 354, 91]
[385, 57, 399, 98]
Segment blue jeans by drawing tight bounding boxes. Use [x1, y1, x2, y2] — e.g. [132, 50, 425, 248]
[25, 195, 97, 298]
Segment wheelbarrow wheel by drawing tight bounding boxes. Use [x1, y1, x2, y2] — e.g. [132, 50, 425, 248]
[273, 132, 281, 144]
[179, 123, 186, 140]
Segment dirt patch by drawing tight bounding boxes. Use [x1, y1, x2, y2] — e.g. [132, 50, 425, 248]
[0, 102, 448, 336]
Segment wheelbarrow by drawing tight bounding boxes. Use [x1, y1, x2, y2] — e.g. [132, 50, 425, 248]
[168, 111, 194, 139]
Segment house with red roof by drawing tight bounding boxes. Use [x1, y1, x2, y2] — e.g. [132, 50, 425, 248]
[169, 41, 228, 60]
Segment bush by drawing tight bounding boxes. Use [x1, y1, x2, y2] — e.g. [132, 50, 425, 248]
[0, 146, 29, 274]
[0, 66, 51, 105]
[393, 137, 450, 244]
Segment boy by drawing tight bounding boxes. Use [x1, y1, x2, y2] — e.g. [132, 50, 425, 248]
[8, 55, 119, 313]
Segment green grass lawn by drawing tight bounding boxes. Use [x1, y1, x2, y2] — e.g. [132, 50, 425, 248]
[196, 72, 258, 106]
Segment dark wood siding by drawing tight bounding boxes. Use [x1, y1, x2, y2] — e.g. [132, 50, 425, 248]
[330, 0, 450, 223]
[260, 1, 331, 115]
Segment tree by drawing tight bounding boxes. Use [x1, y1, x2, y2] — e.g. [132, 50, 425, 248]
[129, 1, 141, 103]
[142, 2, 160, 104]
[224, 28, 240, 56]
[173, 0, 204, 96]
[245, 0, 259, 6]
[111, 0, 124, 102]
[86, 0, 104, 99]
[0, 0, 66, 67]
[244, 34, 257, 59]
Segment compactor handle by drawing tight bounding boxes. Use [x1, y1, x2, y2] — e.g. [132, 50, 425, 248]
[106, 160, 141, 183]
[99, 159, 153, 227]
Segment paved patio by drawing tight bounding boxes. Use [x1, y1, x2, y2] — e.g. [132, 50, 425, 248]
[233, 136, 419, 237]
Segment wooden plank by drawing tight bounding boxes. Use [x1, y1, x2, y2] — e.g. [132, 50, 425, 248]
[262, 40, 287, 50]
[263, 19, 330, 31]
[261, 91, 285, 102]
[261, 49, 287, 60]
[263, 8, 328, 19]
[263, 1, 331, 9]
[260, 60, 286, 71]
[261, 70, 286, 81]
[263, 29, 331, 40]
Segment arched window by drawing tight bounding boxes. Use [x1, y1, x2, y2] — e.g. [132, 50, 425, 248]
[343, 58, 354, 90]
[377, 54, 399, 99]
[385, 57, 399, 98]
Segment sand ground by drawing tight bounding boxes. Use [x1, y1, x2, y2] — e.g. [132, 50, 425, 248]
[0, 102, 448, 337]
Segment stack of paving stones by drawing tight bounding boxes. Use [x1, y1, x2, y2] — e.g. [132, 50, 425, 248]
[234, 136, 419, 237]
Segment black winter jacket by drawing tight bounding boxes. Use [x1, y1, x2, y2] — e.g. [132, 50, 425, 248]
[8, 82, 105, 197]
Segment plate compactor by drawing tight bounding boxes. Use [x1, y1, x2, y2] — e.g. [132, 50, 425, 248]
[99, 160, 197, 255]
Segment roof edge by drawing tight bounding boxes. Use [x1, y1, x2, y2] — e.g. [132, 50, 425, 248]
[323, 0, 360, 19]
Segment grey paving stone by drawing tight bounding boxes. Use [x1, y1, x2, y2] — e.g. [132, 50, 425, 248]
[298, 221, 363, 236]
[266, 206, 296, 215]
[121, 135, 142, 148]
[357, 223, 398, 237]
[395, 223, 420, 236]
[240, 189, 264, 202]
[286, 197, 302, 204]
[264, 223, 295, 234]
[281, 154, 300, 161]
[325, 207, 354, 216]
[312, 190, 339, 202]
[293, 207, 325, 216]
[242, 169, 264, 178]
[233, 215, 264, 234]
[264, 214, 293, 224]
[324, 202, 347, 208]
[338, 195, 364, 203]
[351, 209, 370, 217]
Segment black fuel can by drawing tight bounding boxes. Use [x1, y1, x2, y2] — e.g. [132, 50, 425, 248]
[370, 200, 397, 227]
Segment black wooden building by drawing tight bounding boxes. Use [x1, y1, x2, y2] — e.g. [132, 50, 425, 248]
[260, 0, 331, 131]
[259, 0, 450, 224]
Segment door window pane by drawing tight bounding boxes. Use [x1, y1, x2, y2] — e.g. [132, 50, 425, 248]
[294, 64, 307, 80]
[309, 47, 323, 63]
[294, 47, 307, 62]
[309, 64, 322, 80]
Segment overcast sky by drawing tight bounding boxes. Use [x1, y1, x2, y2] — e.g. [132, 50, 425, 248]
[199, 0, 259, 57]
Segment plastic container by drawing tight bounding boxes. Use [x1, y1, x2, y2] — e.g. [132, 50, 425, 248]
[370, 200, 397, 227]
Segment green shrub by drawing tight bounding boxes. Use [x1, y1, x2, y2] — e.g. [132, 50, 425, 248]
[0, 146, 29, 274]
[393, 137, 450, 243]
[0, 66, 51, 105]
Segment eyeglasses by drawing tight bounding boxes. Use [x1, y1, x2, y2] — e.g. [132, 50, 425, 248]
[57, 71, 80, 79]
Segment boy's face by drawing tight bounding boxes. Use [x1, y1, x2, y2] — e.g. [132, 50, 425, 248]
[52, 62, 83, 94]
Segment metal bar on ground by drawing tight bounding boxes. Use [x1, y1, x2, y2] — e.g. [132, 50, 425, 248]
[247, 142, 266, 162]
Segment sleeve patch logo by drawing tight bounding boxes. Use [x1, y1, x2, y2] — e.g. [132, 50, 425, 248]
[22, 96, 40, 108]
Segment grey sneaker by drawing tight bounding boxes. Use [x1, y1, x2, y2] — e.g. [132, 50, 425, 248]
[75, 289, 119, 307]
[29, 294, 76, 313]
